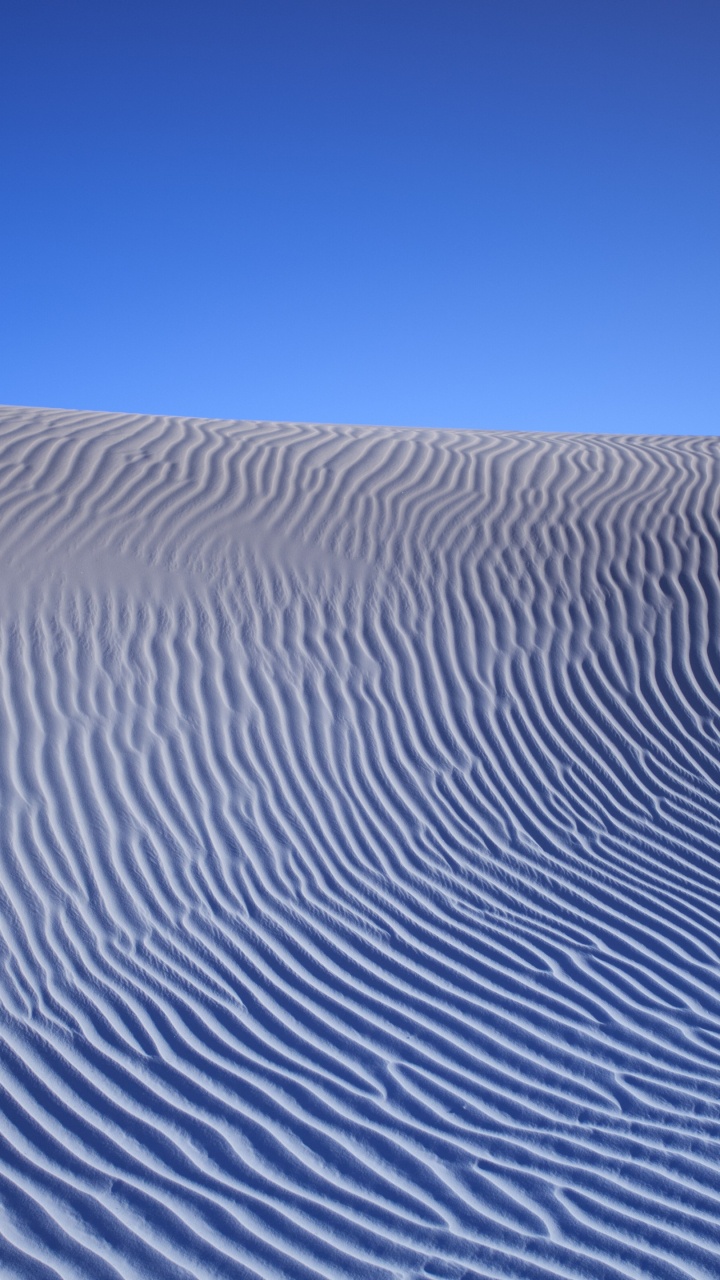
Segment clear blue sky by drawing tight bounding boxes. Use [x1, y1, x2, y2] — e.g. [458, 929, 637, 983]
[1, 1, 718, 434]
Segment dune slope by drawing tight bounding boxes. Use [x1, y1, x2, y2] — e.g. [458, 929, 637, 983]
[1, 407, 720, 1279]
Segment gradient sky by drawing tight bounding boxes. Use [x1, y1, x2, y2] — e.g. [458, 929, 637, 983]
[1, 1, 719, 434]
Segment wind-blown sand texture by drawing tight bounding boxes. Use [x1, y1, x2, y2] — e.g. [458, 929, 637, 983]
[1, 407, 720, 1279]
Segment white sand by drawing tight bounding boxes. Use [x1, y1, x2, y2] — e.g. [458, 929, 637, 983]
[0, 405, 719, 1279]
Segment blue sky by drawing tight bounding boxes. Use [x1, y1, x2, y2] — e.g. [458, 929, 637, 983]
[1, 1, 718, 434]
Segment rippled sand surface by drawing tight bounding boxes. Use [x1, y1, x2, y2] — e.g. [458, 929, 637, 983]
[1, 406, 720, 1279]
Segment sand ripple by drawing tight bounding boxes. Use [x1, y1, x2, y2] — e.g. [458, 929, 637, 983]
[1, 407, 720, 1278]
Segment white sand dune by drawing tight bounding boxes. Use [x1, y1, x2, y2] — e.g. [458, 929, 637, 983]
[1, 406, 720, 1279]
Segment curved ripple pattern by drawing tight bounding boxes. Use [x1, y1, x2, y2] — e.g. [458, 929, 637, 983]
[1, 407, 720, 1278]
